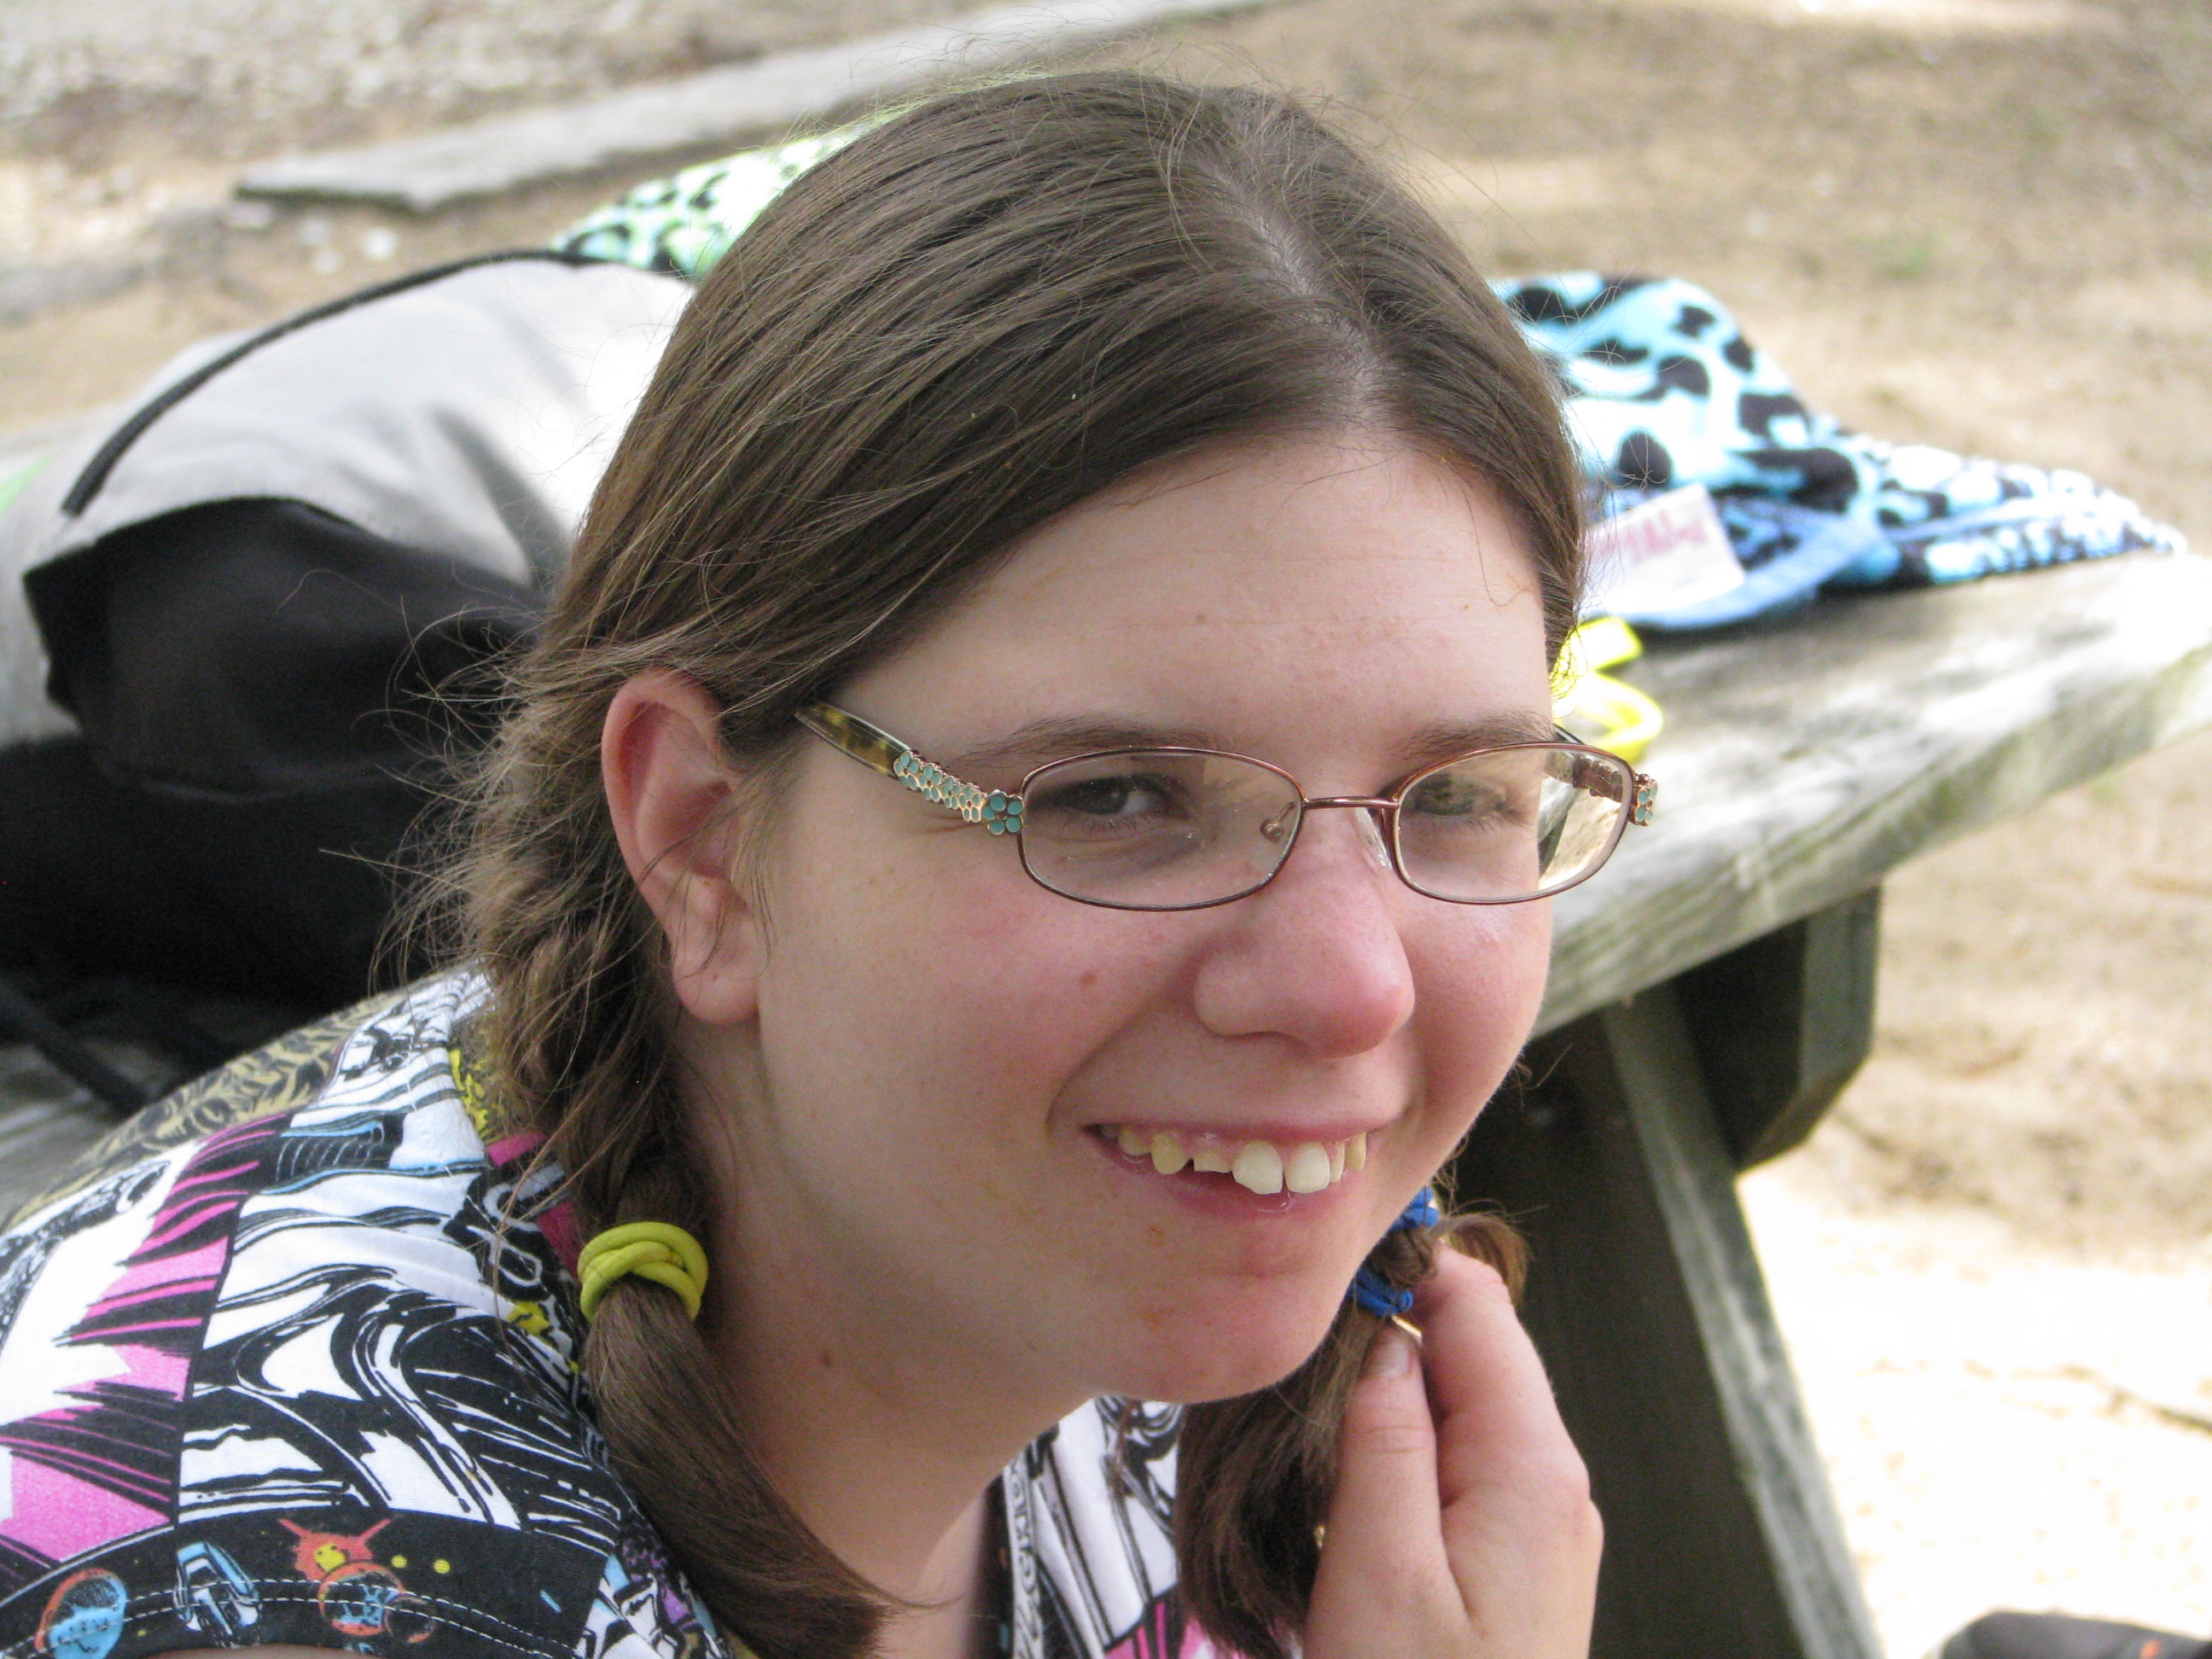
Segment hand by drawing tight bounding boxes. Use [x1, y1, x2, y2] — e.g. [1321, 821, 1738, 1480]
[1305, 1250, 1603, 1659]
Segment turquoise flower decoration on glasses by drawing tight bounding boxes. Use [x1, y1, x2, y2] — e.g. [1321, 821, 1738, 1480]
[793, 701, 1656, 914]
[799, 704, 1027, 835]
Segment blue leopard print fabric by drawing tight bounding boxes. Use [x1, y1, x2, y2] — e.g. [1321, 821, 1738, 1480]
[552, 130, 2186, 616]
[1494, 271, 2184, 594]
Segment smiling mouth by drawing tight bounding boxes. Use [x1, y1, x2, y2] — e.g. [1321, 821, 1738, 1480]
[1092, 1124, 1368, 1196]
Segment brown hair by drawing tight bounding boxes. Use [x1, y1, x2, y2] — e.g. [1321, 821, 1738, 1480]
[459, 70, 1576, 1659]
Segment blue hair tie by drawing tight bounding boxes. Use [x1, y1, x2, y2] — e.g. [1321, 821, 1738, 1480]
[1348, 1187, 1440, 1318]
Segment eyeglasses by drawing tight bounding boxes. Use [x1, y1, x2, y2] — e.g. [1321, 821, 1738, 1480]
[795, 702, 1656, 912]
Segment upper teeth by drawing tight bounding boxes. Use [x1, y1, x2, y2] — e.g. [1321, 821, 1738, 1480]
[1284, 1144, 1332, 1193]
[1101, 1126, 1370, 1195]
[1233, 1141, 1284, 1195]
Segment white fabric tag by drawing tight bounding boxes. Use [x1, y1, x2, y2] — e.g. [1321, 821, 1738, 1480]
[1585, 483, 1744, 615]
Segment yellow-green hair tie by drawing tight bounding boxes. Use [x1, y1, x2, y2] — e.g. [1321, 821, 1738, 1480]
[576, 1222, 708, 1321]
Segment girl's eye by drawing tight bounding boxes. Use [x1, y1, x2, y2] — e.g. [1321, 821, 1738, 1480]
[1405, 774, 1500, 818]
[1402, 766, 1537, 827]
[1034, 772, 1185, 820]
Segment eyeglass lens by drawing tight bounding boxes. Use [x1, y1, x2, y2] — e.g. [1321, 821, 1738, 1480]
[1015, 747, 1633, 911]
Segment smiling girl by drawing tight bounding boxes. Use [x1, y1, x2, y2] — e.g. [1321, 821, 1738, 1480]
[0, 71, 1646, 1659]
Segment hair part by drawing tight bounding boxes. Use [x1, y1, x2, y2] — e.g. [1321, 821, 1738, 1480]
[454, 69, 1582, 1659]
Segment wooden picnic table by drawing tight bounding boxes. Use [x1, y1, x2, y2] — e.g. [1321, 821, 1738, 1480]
[1487, 546, 2212, 1659]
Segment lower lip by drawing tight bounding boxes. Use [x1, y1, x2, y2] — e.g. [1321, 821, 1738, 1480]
[1083, 1128, 1356, 1220]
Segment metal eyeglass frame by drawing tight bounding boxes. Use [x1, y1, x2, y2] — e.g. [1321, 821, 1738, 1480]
[794, 701, 1657, 911]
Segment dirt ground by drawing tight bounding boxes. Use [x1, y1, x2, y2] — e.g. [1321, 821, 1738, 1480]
[3, 0, 2209, 1651]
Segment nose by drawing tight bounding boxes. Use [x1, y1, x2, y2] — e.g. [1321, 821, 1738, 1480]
[1190, 806, 1417, 1058]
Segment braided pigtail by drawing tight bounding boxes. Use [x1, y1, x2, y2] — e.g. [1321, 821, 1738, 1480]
[576, 1161, 886, 1659]
[458, 662, 886, 1659]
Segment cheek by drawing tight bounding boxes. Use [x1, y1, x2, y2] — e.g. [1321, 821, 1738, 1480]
[1406, 900, 1551, 1139]
[754, 831, 1183, 1150]
[742, 831, 1202, 1356]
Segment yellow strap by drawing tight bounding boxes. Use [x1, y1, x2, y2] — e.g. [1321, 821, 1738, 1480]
[1557, 671, 1664, 765]
[1552, 617, 1663, 764]
[1554, 614, 1644, 686]
[576, 1222, 709, 1321]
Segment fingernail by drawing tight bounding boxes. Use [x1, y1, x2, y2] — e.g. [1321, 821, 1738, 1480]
[1364, 1327, 1414, 1378]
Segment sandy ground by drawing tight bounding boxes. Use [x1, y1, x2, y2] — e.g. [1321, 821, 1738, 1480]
[0, 0, 999, 154]
[1743, 725, 2212, 1653]
[2, 0, 2209, 1653]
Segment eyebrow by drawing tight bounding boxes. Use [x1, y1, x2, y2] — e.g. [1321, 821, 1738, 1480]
[1403, 711, 1562, 760]
[946, 710, 1562, 774]
[947, 718, 1216, 770]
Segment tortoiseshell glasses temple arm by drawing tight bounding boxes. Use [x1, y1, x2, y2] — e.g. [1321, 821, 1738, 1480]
[795, 703, 1027, 835]
[1557, 725, 1657, 828]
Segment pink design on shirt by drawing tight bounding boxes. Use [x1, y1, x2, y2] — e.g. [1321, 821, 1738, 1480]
[0, 1113, 285, 1581]
[1102, 1593, 1228, 1659]
[0, 1452, 162, 1566]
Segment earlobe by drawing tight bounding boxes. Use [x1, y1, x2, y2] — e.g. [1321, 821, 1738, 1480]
[601, 670, 765, 1027]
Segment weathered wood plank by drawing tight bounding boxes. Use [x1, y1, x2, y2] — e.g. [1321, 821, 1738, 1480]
[236, 0, 1278, 212]
[1465, 987, 1884, 1659]
[1542, 550, 2212, 1033]
[1676, 887, 1882, 1168]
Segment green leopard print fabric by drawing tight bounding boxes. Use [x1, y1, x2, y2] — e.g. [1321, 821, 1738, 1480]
[554, 125, 869, 281]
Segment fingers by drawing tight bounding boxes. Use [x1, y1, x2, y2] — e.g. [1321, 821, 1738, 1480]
[1417, 1250, 1604, 1655]
[1304, 1320, 1455, 1655]
[1307, 1262, 1601, 1659]
[1415, 1253, 1582, 1505]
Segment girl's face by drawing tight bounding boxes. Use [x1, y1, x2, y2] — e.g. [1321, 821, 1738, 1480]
[700, 434, 1556, 1407]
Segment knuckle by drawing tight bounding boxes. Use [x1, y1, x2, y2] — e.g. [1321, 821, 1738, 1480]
[1528, 1467, 1604, 1558]
[1437, 1250, 1512, 1301]
[1351, 1547, 1435, 1605]
[1343, 1417, 1434, 1462]
[1541, 1446, 1596, 1513]
[1574, 1496, 1606, 1562]
[1459, 1256, 1511, 1300]
[1479, 1447, 1598, 1540]
[1532, 1452, 1597, 1522]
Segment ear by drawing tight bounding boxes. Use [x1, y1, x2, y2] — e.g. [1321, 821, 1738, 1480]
[602, 670, 764, 1027]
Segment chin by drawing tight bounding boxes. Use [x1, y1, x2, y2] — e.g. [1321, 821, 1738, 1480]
[1091, 1278, 1352, 1406]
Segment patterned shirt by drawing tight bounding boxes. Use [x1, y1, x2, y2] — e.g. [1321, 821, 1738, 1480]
[0, 975, 1206, 1659]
